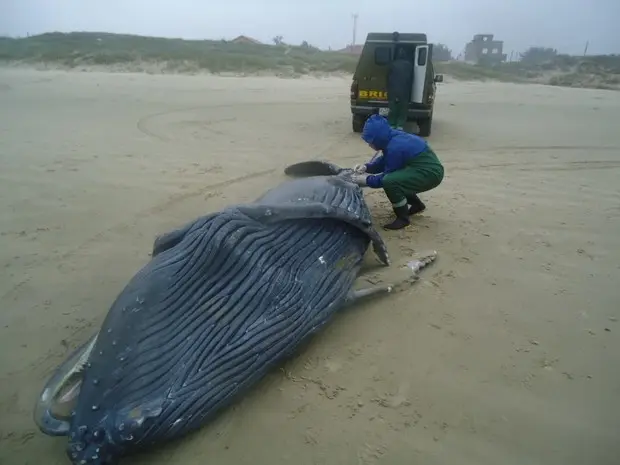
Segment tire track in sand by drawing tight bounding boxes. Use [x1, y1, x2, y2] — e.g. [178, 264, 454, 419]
[136, 99, 344, 142]
[0, 168, 275, 303]
[451, 159, 620, 173]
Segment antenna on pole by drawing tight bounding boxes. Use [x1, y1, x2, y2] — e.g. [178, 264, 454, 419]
[352, 13, 358, 50]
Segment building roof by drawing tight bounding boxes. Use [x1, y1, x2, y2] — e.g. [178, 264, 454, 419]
[231, 35, 263, 45]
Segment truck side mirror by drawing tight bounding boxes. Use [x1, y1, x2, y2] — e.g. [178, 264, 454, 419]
[434, 74, 444, 83]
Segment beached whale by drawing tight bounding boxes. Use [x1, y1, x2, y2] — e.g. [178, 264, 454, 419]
[34, 161, 436, 465]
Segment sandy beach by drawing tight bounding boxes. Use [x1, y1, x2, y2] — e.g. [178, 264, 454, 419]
[0, 68, 619, 465]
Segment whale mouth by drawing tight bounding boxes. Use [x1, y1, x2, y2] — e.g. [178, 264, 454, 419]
[33, 332, 99, 436]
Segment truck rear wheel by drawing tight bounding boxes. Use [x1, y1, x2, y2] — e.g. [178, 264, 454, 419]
[416, 116, 433, 137]
[417, 116, 432, 137]
[352, 114, 365, 133]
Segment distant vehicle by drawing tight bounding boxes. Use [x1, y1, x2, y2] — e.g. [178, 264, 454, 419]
[349, 32, 444, 137]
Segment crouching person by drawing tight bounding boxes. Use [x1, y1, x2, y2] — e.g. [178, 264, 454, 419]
[351, 114, 444, 230]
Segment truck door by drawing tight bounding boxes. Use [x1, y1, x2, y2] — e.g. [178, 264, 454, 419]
[356, 44, 391, 104]
[411, 45, 429, 104]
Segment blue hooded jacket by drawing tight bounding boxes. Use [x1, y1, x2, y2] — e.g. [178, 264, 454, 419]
[361, 114, 428, 189]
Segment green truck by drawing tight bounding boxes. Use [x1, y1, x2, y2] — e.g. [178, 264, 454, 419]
[349, 32, 443, 137]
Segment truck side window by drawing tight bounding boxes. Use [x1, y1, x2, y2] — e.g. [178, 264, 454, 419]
[417, 47, 428, 66]
[374, 47, 392, 65]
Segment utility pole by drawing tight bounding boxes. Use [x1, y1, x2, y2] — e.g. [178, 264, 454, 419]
[352, 13, 358, 50]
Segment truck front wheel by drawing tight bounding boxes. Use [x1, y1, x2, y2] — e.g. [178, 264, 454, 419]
[417, 116, 433, 137]
[352, 114, 365, 133]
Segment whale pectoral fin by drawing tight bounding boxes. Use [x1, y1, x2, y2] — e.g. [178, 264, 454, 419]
[345, 285, 394, 306]
[151, 219, 200, 257]
[152, 229, 187, 257]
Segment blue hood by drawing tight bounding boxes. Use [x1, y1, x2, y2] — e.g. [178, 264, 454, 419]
[361, 114, 393, 150]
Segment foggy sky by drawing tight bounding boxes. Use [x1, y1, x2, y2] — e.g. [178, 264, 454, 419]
[2, 0, 619, 56]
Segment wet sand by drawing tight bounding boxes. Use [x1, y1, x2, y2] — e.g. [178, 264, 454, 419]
[1, 68, 619, 465]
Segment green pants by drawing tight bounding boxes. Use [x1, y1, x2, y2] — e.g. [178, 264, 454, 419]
[388, 98, 408, 129]
[382, 148, 444, 207]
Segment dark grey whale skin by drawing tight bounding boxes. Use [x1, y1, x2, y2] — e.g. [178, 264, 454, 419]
[62, 165, 390, 465]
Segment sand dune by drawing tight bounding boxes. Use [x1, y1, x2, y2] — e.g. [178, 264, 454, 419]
[0, 68, 619, 465]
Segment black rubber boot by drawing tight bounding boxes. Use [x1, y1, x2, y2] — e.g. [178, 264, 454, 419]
[407, 193, 426, 215]
[383, 205, 411, 230]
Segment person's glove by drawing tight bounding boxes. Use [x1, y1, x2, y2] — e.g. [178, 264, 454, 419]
[353, 164, 367, 174]
[350, 174, 368, 187]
